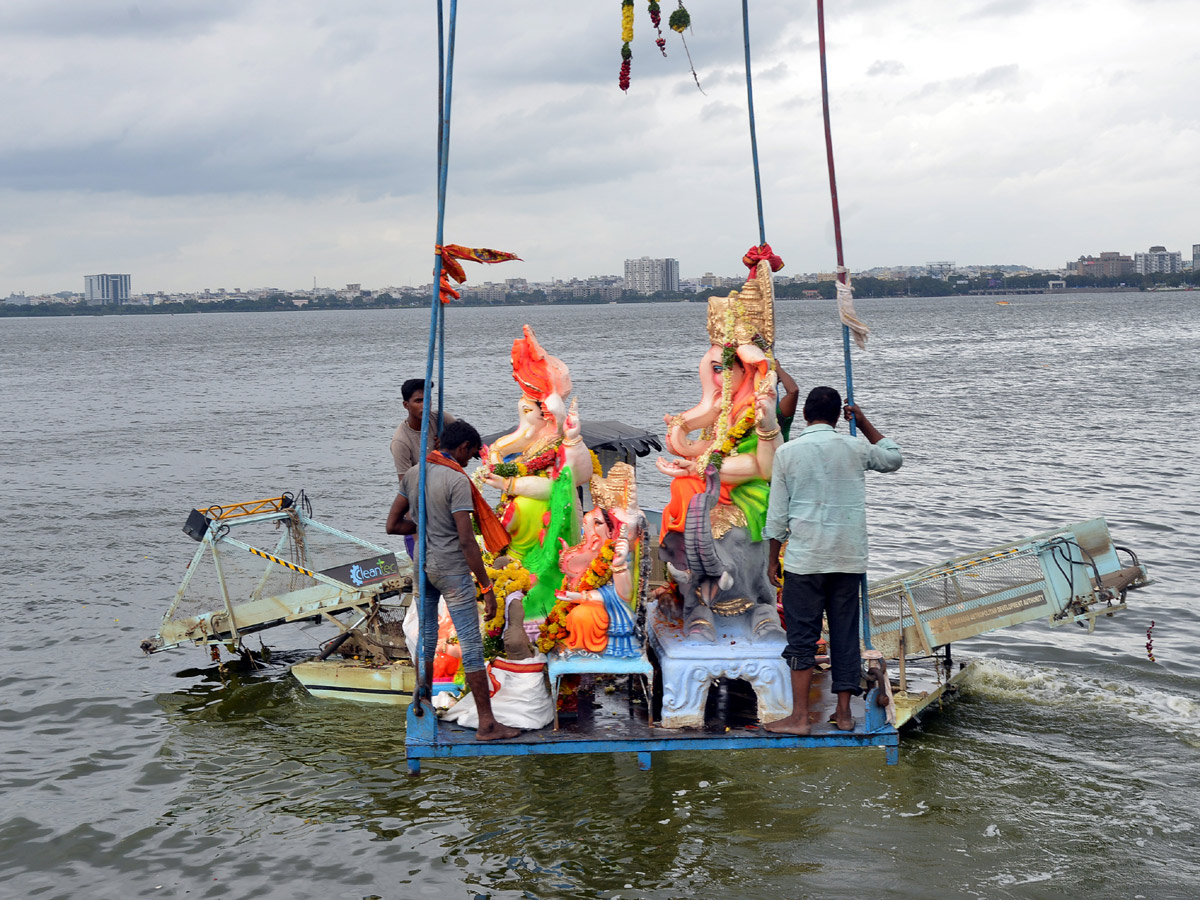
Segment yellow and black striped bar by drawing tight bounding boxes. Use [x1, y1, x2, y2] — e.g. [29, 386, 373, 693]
[199, 496, 290, 521]
[245, 545, 318, 579]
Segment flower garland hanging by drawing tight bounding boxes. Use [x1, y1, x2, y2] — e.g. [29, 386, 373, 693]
[696, 307, 736, 472]
[669, 2, 704, 94]
[619, 0, 634, 92]
[490, 443, 561, 479]
[615, 0, 700, 92]
[590, 448, 603, 478]
[536, 597, 576, 653]
[648, 1, 666, 56]
[573, 540, 616, 592]
[480, 559, 533, 658]
[708, 405, 756, 471]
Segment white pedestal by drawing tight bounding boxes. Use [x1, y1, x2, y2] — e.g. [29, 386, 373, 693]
[647, 599, 792, 728]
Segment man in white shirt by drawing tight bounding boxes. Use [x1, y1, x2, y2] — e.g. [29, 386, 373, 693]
[762, 386, 903, 734]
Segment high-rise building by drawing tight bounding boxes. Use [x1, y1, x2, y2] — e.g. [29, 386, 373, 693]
[623, 257, 680, 295]
[1072, 252, 1135, 279]
[1192, 244, 1199, 274]
[84, 274, 131, 305]
[1134, 246, 1182, 275]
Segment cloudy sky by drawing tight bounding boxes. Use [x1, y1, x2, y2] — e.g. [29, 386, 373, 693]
[2, 0, 1196, 294]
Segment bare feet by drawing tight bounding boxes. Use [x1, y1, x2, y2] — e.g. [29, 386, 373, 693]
[764, 714, 811, 736]
[834, 711, 855, 731]
[475, 721, 521, 741]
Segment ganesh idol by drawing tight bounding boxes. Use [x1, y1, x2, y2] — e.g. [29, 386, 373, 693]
[477, 325, 593, 620]
[552, 462, 645, 659]
[656, 258, 786, 641]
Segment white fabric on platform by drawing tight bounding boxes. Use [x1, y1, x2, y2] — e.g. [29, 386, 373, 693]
[440, 652, 554, 731]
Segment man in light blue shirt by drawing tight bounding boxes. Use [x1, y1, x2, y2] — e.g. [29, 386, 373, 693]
[762, 386, 902, 735]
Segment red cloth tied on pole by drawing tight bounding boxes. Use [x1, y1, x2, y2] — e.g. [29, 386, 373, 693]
[435, 244, 522, 304]
[438, 273, 461, 305]
[436, 244, 522, 284]
[742, 243, 785, 273]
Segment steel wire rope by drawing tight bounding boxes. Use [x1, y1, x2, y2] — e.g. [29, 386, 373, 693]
[741, 0, 766, 246]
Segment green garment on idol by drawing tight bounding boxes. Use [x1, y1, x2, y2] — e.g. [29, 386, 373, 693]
[728, 432, 770, 542]
[521, 466, 580, 620]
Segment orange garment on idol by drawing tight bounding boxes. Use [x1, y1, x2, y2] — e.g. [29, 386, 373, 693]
[564, 598, 610, 653]
[659, 474, 734, 543]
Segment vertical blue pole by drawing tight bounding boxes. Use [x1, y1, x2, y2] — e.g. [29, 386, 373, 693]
[742, 0, 766, 247]
[415, 0, 458, 705]
[435, 6, 446, 442]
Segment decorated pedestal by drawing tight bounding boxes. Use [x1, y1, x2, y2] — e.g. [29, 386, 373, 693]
[647, 597, 792, 729]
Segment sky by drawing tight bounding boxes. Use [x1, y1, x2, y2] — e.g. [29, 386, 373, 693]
[2, 0, 1197, 295]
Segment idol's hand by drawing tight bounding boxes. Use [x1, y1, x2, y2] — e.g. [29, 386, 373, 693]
[756, 392, 778, 428]
[564, 398, 582, 442]
[655, 456, 697, 478]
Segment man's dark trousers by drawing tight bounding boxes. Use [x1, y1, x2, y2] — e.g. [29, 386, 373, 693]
[780, 571, 862, 696]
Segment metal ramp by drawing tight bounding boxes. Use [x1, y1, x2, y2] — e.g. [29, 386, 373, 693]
[141, 493, 411, 653]
[867, 517, 1149, 660]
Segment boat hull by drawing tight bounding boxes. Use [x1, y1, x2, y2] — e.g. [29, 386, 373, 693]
[291, 660, 416, 705]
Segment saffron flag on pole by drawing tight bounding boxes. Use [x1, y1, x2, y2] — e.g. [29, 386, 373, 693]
[836, 267, 869, 350]
[435, 244, 522, 304]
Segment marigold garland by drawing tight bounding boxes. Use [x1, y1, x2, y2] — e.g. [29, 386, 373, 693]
[709, 405, 756, 471]
[613, 0, 698, 92]
[536, 596, 576, 653]
[668, 2, 690, 32]
[590, 449, 603, 478]
[491, 443, 560, 479]
[619, 0, 634, 92]
[574, 540, 616, 592]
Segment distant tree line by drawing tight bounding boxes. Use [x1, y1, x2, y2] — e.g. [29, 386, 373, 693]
[5, 269, 1196, 318]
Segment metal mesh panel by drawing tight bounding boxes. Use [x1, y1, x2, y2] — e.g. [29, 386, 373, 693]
[869, 549, 1045, 630]
[165, 516, 383, 625]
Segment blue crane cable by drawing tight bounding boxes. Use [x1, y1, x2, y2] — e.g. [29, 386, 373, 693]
[435, 3, 446, 442]
[415, 0, 458, 709]
[742, 0, 766, 247]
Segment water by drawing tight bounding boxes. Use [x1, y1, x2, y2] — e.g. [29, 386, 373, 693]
[1, 293, 1198, 899]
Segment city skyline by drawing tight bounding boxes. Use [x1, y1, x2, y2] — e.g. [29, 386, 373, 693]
[6, 239, 1200, 304]
[2, 2, 1197, 294]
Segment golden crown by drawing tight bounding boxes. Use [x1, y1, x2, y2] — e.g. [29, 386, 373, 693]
[705, 259, 776, 347]
[589, 461, 635, 511]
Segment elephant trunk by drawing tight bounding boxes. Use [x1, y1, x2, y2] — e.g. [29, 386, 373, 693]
[684, 466, 731, 580]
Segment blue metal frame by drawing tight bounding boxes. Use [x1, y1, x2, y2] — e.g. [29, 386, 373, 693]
[405, 685, 899, 773]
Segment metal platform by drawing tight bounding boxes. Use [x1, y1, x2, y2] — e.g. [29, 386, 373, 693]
[403, 664, 900, 773]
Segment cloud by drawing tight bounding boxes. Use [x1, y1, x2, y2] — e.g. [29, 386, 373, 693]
[1, 0, 1198, 294]
[867, 59, 905, 77]
[0, 0, 242, 38]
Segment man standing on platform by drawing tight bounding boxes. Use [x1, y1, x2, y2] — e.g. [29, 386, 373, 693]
[390, 378, 455, 560]
[387, 419, 518, 741]
[391, 378, 456, 483]
[762, 386, 902, 734]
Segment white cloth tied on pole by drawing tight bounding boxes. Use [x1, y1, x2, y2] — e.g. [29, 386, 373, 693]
[836, 266, 869, 350]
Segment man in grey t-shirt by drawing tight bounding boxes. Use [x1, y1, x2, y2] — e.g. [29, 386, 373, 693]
[390, 378, 456, 483]
[386, 420, 519, 741]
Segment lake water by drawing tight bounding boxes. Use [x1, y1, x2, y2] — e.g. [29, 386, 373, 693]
[2, 293, 1198, 899]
